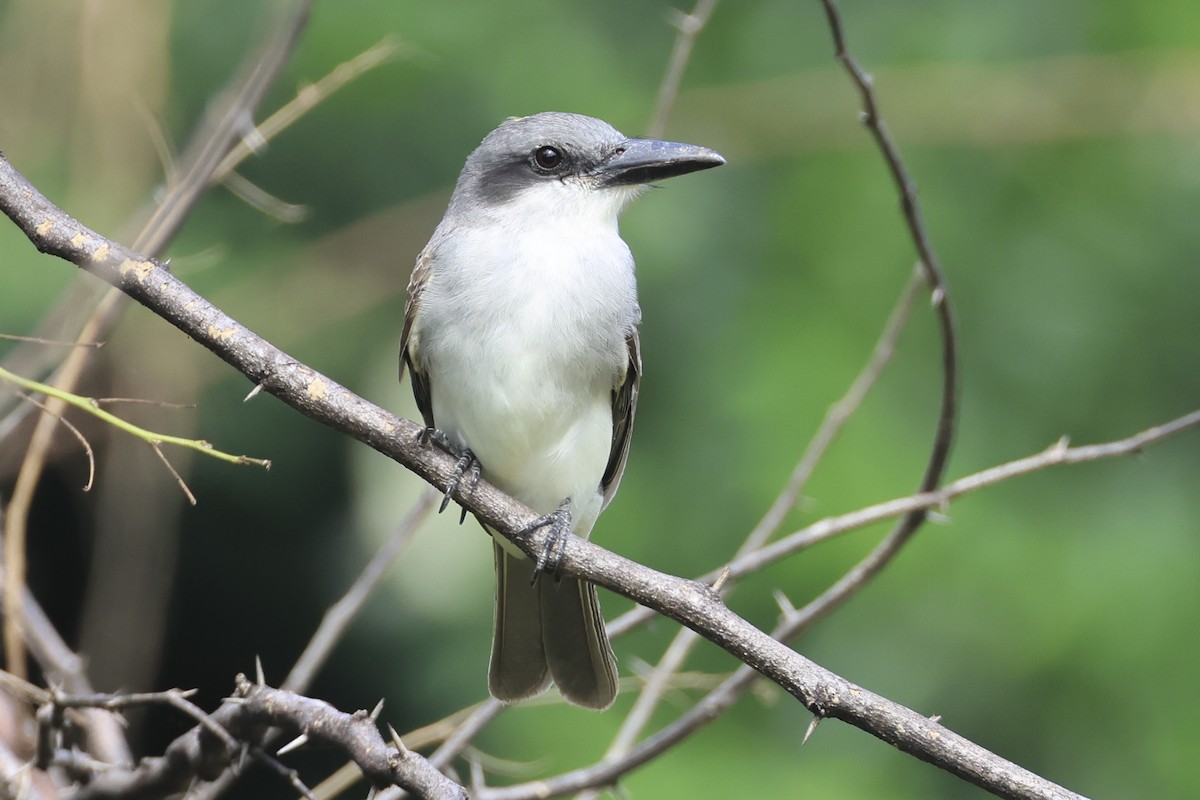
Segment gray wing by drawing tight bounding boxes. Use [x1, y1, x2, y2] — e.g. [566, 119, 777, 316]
[399, 248, 435, 428]
[600, 330, 640, 509]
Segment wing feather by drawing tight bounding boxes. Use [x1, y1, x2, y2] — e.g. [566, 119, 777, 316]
[600, 330, 640, 508]
[399, 248, 435, 428]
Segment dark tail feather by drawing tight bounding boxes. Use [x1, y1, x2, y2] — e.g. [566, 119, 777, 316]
[488, 543, 618, 710]
[540, 575, 618, 710]
[489, 544, 550, 702]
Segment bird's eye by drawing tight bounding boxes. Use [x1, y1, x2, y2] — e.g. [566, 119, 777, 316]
[533, 146, 563, 170]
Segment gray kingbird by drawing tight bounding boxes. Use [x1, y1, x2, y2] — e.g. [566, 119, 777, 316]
[400, 112, 724, 709]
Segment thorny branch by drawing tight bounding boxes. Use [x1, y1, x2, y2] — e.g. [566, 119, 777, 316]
[1, 145, 1118, 800]
[54, 677, 466, 800]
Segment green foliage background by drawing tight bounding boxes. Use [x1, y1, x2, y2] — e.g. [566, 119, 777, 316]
[1, 1, 1197, 797]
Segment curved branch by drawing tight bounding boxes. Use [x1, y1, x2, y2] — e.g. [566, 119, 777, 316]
[805, 0, 960, 626]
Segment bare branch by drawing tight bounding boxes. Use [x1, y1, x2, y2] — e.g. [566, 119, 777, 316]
[808, 0, 960, 622]
[739, 408, 1200, 578]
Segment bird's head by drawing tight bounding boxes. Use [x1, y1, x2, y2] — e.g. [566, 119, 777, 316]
[449, 112, 725, 227]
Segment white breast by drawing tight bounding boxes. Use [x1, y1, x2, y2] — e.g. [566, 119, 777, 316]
[414, 189, 639, 536]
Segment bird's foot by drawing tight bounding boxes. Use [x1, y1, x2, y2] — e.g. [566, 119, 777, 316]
[418, 426, 480, 522]
[523, 499, 573, 585]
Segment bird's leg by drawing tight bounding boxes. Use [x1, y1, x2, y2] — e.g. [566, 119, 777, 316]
[417, 426, 480, 519]
[523, 499, 573, 585]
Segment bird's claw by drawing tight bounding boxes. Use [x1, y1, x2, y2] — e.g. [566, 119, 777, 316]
[442, 450, 481, 518]
[523, 499, 573, 585]
[418, 426, 480, 520]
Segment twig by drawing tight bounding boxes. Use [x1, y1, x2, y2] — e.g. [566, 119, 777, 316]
[135, 1, 314, 254]
[211, 36, 404, 184]
[93, 397, 196, 409]
[149, 443, 198, 505]
[778, 0, 959, 657]
[0, 365, 270, 470]
[647, 0, 719, 138]
[573, 2, 729, 774]
[0, 333, 102, 347]
[13, 392, 96, 491]
[600, 629, 697, 765]
[47, 688, 238, 752]
[738, 408, 1200, 577]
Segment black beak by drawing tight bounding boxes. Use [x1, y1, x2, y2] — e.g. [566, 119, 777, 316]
[597, 138, 725, 186]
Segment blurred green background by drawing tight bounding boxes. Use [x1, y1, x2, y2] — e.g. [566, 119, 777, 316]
[1, 0, 1197, 797]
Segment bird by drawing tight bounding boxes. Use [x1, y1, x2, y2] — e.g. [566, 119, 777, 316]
[400, 112, 724, 709]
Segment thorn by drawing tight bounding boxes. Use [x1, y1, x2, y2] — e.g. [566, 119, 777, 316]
[369, 698, 385, 721]
[665, 7, 693, 33]
[929, 713, 942, 723]
[255, 656, 266, 687]
[387, 724, 410, 756]
[710, 566, 732, 593]
[238, 112, 269, 155]
[772, 589, 796, 617]
[926, 509, 951, 525]
[276, 733, 309, 756]
[244, 383, 265, 402]
[930, 285, 945, 307]
[1048, 434, 1070, 455]
[802, 715, 821, 746]
[468, 757, 486, 792]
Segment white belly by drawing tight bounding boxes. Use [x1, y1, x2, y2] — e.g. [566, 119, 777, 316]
[416, 218, 638, 537]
